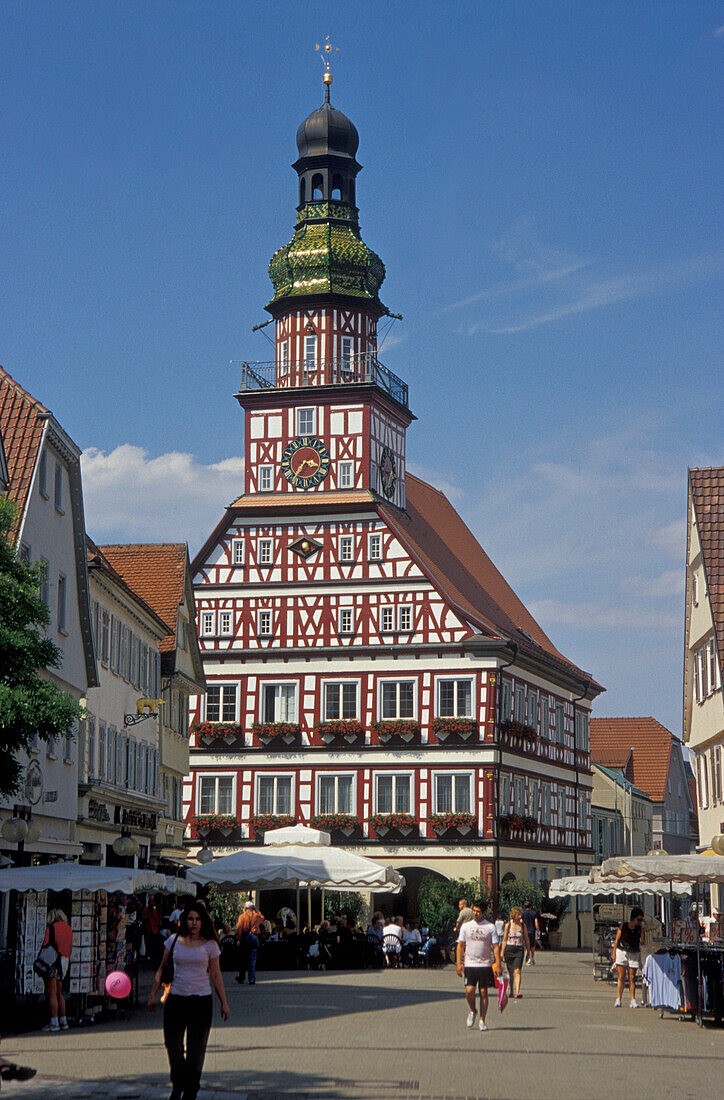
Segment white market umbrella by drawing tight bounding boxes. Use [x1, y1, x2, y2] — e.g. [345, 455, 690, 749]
[0, 861, 192, 895]
[549, 874, 692, 897]
[599, 854, 724, 885]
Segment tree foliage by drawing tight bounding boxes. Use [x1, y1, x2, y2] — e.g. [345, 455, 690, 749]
[205, 885, 248, 930]
[324, 891, 364, 925]
[0, 497, 82, 796]
[417, 874, 492, 934]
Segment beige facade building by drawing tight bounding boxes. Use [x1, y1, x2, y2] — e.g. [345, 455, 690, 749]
[591, 764, 653, 858]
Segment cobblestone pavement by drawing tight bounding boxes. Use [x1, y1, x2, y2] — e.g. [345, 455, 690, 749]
[3, 953, 723, 1099]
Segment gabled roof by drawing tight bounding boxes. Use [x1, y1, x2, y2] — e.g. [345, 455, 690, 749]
[0, 365, 50, 541]
[98, 544, 188, 655]
[380, 474, 602, 690]
[86, 535, 173, 638]
[593, 763, 652, 801]
[590, 716, 680, 804]
[689, 467, 724, 671]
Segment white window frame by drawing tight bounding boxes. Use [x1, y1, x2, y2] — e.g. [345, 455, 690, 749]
[316, 772, 356, 815]
[397, 605, 413, 633]
[527, 689, 538, 730]
[432, 771, 473, 814]
[303, 334, 317, 368]
[205, 683, 239, 724]
[197, 773, 236, 816]
[377, 678, 417, 720]
[322, 679, 360, 720]
[218, 610, 233, 636]
[255, 772, 295, 816]
[435, 676, 474, 718]
[259, 681, 298, 723]
[368, 533, 383, 561]
[338, 461, 354, 489]
[257, 609, 273, 637]
[498, 772, 510, 813]
[514, 685, 525, 723]
[257, 538, 273, 566]
[231, 538, 244, 566]
[379, 605, 395, 633]
[540, 696, 550, 738]
[295, 407, 316, 437]
[500, 680, 512, 721]
[279, 339, 289, 375]
[338, 608, 354, 635]
[338, 535, 353, 562]
[557, 786, 567, 828]
[555, 702, 565, 743]
[340, 336, 353, 370]
[541, 781, 551, 825]
[373, 770, 414, 814]
[200, 610, 216, 637]
[258, 465, 274, 492]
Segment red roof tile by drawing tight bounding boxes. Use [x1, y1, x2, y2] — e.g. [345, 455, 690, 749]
[380, 474, 601, 688]
[590, 716, 677, 803]
[690, 467, 724, 672]
[98, 544, 187, 654]
[86, 536, 173, 637]
[0, 365, 50, 542]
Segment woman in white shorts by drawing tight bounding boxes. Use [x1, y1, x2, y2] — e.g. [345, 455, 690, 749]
[611, 907, 645, 1008]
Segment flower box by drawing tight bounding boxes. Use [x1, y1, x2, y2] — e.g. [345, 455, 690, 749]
[250, 814, 296, 838]
[523, 816, 538, 832]
[251, 722, 301, 746]
[431, 718, 478, 743]
[310, 813, 362, 838]
[190, 721, 245, 747]
[368, 813, 418, 838]
[313, 720, 364, 746]
[499, 720, 537, 750]
[428, 812, 477, 837]
[371, 720, 421, 745]
[188, 814, 238, 840]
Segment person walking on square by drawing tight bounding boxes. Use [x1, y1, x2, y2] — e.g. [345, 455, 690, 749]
[612, 906, 645, 1008]
[522, 900, 540, 965]
[502, 907, 530, 998]
[456, 899, 502, 1032]
[455, 898, 474, 932]
[235, 900, 264, 985]
[149, 904, 230, 1100]
[40, 908, 73, 1033]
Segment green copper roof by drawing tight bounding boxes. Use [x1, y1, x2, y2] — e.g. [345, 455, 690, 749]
[268, 200, 386, 308]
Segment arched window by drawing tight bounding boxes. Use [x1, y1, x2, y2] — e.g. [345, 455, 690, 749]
[331, 174, 343, 201]
[299, 178, 306, 204]
[311, 173, 324, 201]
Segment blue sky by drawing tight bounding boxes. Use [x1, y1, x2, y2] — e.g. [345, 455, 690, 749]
[1, 2, 722, 734]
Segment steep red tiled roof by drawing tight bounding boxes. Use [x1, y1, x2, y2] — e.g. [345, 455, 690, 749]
[98, 544, 187, 654]
[380, 474, 601, 688]
[690, 467, 724, 670]
[86, 536, 173, 637]
[590, 717, 677, 803]
[0, 365, 50, 542]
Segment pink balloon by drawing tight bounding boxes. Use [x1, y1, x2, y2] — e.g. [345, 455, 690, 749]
[105, 970, 132, 999]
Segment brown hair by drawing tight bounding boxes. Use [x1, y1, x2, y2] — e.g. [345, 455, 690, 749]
[179, 904, 219, 943]
[510, 907, 522, 921]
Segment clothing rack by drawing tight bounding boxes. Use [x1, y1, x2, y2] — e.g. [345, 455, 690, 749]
[645, 941, 724, 1027]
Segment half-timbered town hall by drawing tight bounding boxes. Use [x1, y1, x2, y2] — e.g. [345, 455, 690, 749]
[187, 69, 603, 932]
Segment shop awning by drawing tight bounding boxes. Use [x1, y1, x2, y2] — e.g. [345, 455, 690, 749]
[599, 854, 724, 885]
[0, 862, 192, 895]
[549, 873, 692, 897]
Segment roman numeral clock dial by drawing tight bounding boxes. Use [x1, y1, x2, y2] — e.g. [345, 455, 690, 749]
[281, 436, 331, 489]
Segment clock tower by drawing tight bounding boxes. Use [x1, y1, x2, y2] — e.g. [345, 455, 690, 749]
[237, 71, 412, 508]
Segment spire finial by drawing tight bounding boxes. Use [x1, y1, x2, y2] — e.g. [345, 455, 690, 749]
[315, 36, 338, 103]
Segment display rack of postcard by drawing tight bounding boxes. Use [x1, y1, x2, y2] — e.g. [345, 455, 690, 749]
[15, 890, 48, 995]
[68, 889, 105, 995]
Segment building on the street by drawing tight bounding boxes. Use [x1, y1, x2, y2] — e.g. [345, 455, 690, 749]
[590, 717, 695, 855]
[591, 763, 652, 859]
[186, 75, 603, 938]
[79, 538, 171, 866]
[98, 544, 206, 870]
[683, 467, 724, 901]
[0, 365, 98, 863]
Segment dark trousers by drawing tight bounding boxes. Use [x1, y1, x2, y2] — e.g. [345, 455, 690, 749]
[238, 932, 259, 983]
[163, 993, 213, 1100]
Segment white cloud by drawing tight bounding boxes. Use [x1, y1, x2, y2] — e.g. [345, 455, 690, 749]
[407, 462, 466, 502]
[81, 445, 244, 553]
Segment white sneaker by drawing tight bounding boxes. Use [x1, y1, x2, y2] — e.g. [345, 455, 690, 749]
[478, 1019, 488, 1031]
[530, 957, 535, 965]
[466, 1010, 476, 1028]
[42, 1022, 60, 1033]
[629, 999, 639, 1008]
[525, 959, 532, 966]
[614, 997, 621, 1007]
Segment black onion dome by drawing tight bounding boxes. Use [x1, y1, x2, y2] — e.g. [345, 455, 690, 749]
[295, 102, 359, 161]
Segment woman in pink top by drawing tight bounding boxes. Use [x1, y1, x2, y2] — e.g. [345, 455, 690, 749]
[149, 904, 230, 1100]
[502, 907, 530, 999]
[41, 908, 73, 1033]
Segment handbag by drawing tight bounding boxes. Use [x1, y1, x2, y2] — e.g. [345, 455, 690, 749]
[160, 933, 178, 985]
[33, 923, 59, 979]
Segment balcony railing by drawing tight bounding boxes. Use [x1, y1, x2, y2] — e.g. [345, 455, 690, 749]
[235, 355, 409, 408]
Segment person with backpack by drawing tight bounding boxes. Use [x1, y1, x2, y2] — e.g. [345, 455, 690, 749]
[39, 908, 73, 1033]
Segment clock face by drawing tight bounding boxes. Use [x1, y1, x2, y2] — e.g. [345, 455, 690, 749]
[379, 446, 397, 499]
[281, 436, 331, 489]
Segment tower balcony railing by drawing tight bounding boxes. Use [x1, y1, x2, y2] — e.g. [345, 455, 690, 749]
[235, 355, 408, 408]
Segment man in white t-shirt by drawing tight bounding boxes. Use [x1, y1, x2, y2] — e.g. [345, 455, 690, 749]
[456, 900, 502, 1032]
[382, 916, 404, 967]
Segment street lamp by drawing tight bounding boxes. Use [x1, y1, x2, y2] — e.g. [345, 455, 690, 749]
[1, 818, 29, 844]
[196, 844, 214, 865]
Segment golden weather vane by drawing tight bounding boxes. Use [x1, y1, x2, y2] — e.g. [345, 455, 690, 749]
[315, 36, 338, 101]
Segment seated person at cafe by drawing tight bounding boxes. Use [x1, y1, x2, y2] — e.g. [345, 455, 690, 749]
[383, 916, 404, 967]
[402, 919, 422, 966]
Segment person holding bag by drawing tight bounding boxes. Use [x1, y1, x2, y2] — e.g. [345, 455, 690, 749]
[37, 908, 73, 1033]
[148, 904, 230, 1100]
[502, 907, 530, 999]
